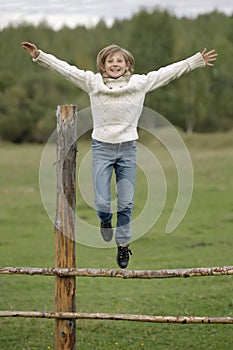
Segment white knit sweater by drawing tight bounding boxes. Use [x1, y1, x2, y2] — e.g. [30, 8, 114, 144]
[34, 51, 205, 143]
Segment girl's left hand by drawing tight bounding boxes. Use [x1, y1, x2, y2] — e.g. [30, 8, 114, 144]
[202, 48, 218, 66]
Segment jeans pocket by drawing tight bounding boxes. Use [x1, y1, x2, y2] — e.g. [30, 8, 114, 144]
[92, 138, 103, 148]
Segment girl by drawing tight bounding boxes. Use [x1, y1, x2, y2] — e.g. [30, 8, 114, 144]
[22, 42, 217, 268]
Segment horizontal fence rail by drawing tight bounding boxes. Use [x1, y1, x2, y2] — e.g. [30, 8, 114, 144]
[1, 265, 233, 278]
[0, 311, 233, 324]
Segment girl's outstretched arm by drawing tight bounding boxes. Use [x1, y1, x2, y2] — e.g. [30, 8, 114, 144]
[201, 48, 218, 66]
[21, 42, 40, 59]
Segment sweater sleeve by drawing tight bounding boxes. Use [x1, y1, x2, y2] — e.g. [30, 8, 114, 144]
[33, 50, 96, 93]
[143, 52, 206, 93]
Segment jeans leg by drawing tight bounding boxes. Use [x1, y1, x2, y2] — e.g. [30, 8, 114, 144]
[92, 139, 114, 224]
[115, 142, 137, 245]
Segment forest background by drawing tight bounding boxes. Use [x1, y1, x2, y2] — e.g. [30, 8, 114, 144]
[0, 8, 232, 143]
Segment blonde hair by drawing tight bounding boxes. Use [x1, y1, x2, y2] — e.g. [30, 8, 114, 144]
[96, 44, 135, 75]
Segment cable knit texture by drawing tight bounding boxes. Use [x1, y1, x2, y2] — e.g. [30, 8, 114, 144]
[34, 51, 205, 143]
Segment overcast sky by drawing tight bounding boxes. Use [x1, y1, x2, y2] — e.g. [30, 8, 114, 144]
[1, 0, 232, 30]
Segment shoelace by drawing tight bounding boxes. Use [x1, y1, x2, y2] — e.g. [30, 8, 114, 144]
[101, 223, 112, 229]
[119, 246, 132, 259]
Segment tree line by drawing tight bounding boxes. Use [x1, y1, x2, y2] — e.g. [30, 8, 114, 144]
[0, 8, 232, 142]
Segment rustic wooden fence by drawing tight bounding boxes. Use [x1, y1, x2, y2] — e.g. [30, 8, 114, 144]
[1, 265, 233, 326]
[0, 105, 233, 350]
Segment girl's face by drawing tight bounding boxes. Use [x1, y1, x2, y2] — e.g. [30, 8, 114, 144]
[104, 52, 129, 78]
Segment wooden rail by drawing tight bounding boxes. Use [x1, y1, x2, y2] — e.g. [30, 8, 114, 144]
[0, 311, 233, 324]
[1, 265, 233, 278]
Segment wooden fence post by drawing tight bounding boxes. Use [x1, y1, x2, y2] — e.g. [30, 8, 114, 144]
[54, 105, 77, 350]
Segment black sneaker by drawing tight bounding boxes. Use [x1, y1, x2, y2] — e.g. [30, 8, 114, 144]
[117, 245, 132, 269]
[100, 222, 113, 242]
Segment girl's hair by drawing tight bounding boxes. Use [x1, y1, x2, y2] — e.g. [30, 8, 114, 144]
[96, 44, 135, 75]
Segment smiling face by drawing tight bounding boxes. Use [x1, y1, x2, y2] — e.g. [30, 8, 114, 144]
[104, 51, 129, 79]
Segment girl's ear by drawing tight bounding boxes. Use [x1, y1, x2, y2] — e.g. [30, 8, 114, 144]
[125, 62, 130, 71]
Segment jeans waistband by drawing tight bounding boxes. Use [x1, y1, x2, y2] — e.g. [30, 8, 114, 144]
[92, 138, 136, 146]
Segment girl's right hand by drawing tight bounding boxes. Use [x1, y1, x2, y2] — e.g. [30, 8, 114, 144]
[21, 42, 40, 59]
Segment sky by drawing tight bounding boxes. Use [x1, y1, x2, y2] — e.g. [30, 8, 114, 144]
[0, 0, 232, 30]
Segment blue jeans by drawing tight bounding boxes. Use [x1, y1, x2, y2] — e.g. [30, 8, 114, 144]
[92, 139, 137, 246]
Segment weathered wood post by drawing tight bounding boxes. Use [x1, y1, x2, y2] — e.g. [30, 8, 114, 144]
[54, 105, 77, 350]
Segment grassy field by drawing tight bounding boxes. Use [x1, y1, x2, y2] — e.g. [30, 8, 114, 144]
[0, 131, 233, 349]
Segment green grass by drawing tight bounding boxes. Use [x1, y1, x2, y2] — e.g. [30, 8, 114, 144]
[0, 131, 233, 349]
